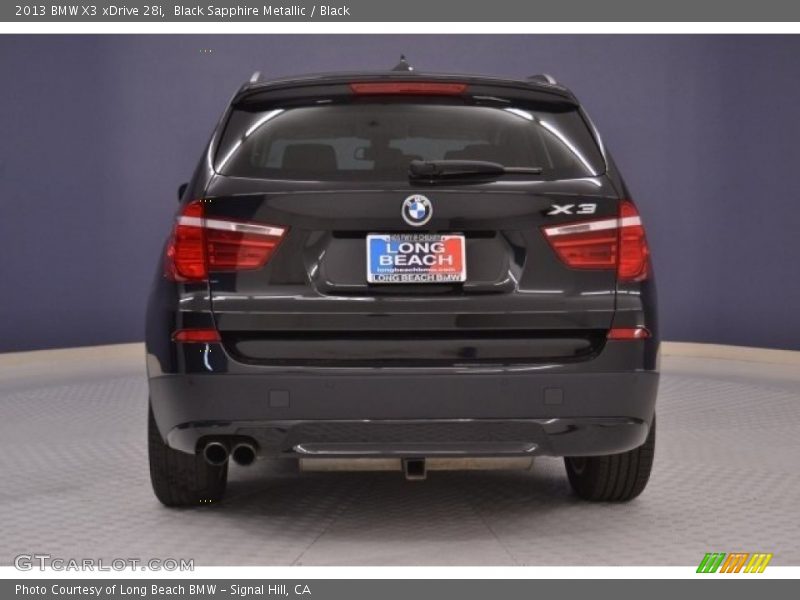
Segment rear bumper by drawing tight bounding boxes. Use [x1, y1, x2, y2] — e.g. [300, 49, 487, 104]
[148, 341, 659, 458]
[166, 416, 650, 458]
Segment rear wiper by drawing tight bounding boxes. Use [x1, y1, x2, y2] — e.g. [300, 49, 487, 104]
[408, 159, 543, 180]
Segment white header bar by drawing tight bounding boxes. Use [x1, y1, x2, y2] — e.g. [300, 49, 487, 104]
[2, 22, 800, 34]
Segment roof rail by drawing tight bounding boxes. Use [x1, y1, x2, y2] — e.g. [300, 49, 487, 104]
[249, 71, 261, 84]
[527, 73, 558, 85]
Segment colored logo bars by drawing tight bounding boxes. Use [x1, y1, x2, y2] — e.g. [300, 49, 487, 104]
[697, 552, 773, 573]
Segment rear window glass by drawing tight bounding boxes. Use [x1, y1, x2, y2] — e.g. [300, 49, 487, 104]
[216, 101, 604, 181]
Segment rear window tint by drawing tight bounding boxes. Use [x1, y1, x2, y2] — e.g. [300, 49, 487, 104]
[216, 101, 604, 181]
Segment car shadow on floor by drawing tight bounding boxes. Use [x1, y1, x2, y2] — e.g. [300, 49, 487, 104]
[214, 456, 584, 519]
[156, 458, 643, 565]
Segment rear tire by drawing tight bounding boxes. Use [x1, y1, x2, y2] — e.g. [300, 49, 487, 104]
[564, 417, 655, 502]
[148, 404, 227, 507]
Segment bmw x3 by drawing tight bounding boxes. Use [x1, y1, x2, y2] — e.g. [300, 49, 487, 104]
[146, 61, 659, 506]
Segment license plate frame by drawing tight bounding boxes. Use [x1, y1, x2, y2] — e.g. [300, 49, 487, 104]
[366, 233, 467, 284]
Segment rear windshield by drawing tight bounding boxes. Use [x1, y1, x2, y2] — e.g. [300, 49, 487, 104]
[216, 100, 605, 181]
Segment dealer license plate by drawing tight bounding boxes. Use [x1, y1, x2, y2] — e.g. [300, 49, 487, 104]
[366, 233, 466, 284]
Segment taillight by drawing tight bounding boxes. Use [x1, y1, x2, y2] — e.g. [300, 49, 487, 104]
[541, 220, 618, 269]
[164, 200, 287, 282]
[349, 82, 468, 95]
[204, 218, 287, 271]
[164, 200, 206, 281]
[541, 200, 650, 281]
[616, 200, 649, 281]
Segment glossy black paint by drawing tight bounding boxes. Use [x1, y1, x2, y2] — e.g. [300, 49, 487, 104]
[145, 71, 659, 458]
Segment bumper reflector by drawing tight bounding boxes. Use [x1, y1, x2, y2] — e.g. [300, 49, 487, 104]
[607, 327, 651, 340]
[172, 328, 221, 343]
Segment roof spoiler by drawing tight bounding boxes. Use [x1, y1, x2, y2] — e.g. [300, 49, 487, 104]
[233, 71, 576, 107]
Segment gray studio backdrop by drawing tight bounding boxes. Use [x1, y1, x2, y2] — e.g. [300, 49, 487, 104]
[1, 35, 799, 352]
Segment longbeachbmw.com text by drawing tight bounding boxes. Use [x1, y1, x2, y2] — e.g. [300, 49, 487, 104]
[13, 4, 352, 18]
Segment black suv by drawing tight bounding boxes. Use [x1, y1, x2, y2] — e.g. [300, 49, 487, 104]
[146, 63, 658, 506]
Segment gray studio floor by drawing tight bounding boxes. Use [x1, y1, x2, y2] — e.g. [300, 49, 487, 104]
[1, 344, 799, 566]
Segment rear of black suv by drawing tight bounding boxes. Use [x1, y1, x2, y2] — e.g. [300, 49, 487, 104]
[146, 68, 659, 506]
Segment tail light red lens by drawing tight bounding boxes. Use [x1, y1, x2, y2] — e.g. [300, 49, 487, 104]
[205, 220, 287, 271]
[164, 200, 287, 282]
[617, 200, 649, 281]
[541, 200, 650, 281]
[164, 200, 206, 281]
[540, 223, 618, 269]
[172, 328, 221, 343]
[349, 82, 468, 95]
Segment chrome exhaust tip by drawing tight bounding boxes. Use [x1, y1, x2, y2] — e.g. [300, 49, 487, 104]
[231, 443, 257, 466]
[202, 441, 229, 466]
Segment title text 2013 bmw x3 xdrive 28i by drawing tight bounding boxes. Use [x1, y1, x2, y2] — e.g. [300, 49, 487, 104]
[146, 62, 658, 506]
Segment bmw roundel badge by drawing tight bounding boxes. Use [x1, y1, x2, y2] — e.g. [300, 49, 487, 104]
[402, 194, 433, 227]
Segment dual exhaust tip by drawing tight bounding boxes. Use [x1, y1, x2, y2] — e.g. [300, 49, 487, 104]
[202, 441, 256, 467]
